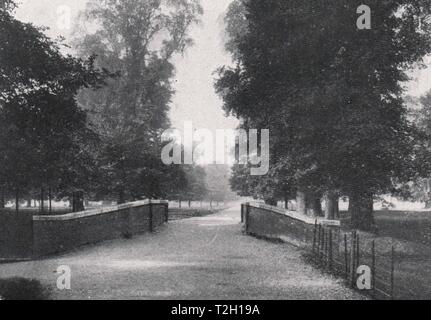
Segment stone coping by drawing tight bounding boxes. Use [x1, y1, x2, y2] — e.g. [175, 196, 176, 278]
[33, 200, 168, 222]
[246, 202, 341, 226]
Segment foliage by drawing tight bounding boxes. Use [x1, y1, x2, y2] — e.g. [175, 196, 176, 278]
[74, 0, 203, 202]
[0, 2, 110, 207]
[217, 0, 431, 228]
[205, 164, 237, 202]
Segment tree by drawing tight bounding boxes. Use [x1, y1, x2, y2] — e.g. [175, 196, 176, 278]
[179, 165, 207, 206]
[216, 0, 431, 230]
[320, 0, 431, 229]
[74, 0, 203, 203]
[402, 91, 431, 208]
[0, 1, 110, 212]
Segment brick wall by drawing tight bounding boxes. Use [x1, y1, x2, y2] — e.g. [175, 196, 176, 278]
[0, 200, 168, 260]
[243, 202, 340, 248]
[0, 212, 33, 260]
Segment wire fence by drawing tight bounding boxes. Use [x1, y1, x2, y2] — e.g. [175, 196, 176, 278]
[242, 202, 431, 300]
[310, 222, 431, 300]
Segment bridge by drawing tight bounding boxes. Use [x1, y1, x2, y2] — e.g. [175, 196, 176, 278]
[0, 202, 363, 299]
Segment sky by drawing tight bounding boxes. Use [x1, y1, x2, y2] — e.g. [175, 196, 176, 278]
[14, 0, 239, 134]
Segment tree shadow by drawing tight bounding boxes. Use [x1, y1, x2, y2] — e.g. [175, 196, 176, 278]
[0, 278, 50, 300]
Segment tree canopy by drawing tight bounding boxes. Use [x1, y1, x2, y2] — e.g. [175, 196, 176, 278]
[217, 0, 431, 229]
[0, 1, 111, 211]
[74, 0, 204, 202]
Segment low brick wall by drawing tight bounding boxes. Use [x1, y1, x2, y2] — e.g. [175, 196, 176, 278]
[242, 202, 340, 248]
[0, 200, 168, 260]
[0, 212, 33, 260]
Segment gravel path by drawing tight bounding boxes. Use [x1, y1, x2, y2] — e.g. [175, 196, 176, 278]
[0, 203, 365, 300]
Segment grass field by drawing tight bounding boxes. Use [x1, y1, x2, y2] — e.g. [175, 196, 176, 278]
[374, 210, 431, 299]
[338, 209, 431, 299]
[374, 210, 431, 246]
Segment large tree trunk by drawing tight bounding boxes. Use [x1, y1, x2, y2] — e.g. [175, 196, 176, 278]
[324, 192, 339, 220]
[307, 195, 323, 217]
[296, 190, 323, 217]
[77, 196, 85, 212]
[71, 191, 85, 212]
[296, 191, 307, 215]
[349, 192, 375, 231]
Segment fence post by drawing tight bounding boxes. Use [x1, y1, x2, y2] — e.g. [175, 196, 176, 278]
[312, 220, 317, 254]
[391, 245, 395, 300]
[323, 228, 327, 264]
[356, 233, 360, 267]
[244, 203, 250, 234]
[328, 229, 333, 270]
[350, 231, 356, 287]
[317, 224, 322, 260]
[149, 202, 153, 233]
[344, 233, 349, 279]
[322, 226, 328, 262]
[241, 204, 244, 223]
[321, 227, 325, 262]
[165, 202, 169, 223]
[371, 240, 376, 298]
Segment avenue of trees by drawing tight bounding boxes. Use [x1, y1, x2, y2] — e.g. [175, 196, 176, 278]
[0, 0, 208, 212]
[217, 0, 431, 230]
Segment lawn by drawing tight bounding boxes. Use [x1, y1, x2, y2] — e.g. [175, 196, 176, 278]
[374, 210, 431, 246]
[339, 209, 431, 299]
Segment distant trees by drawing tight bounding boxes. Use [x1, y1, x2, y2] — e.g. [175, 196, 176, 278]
[205, 165, 237, 203]
[0, 1, 209, 211]
[0, 2, 110, 212]
[179, 165, 207, 205]
[217, 0, 431, 230]
[404, 91, 431, 208]
[74, 0, 204, 203]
